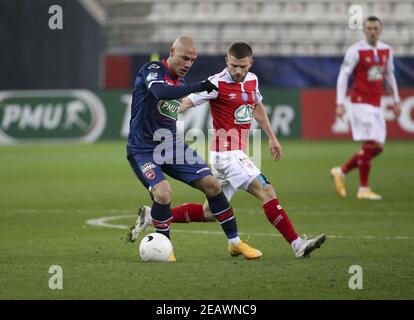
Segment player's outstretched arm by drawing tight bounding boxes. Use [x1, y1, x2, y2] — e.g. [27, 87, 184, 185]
[253, 102, 282, 160]
[178, 97, 195, 113]
[150, 80, 217, 100]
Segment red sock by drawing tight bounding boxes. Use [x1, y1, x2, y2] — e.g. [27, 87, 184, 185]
[358, 145, 373, 187]
[341, 153, 359, 174]
[171, 203, 205, 223]
[263, 199, 298, 244]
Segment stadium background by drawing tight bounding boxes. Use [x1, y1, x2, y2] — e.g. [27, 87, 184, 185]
[1, 0, 414, 143]
[1, 0, 414, 300]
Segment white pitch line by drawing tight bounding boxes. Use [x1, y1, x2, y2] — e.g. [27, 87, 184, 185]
[85, 214, 414, 241]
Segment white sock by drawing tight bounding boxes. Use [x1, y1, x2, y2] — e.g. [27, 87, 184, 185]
[358, 186, 370, 193]
[336, 167, 345, 176]
[228, 236, 241, 245]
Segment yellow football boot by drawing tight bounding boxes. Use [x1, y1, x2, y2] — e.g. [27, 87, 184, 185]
[228, 240, 262, 260]
[167, 252, 176, 262]
[330, 167, 347, 197]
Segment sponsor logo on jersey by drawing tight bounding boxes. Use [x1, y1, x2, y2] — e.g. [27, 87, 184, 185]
[367, 66, 384, 81]
[234, 104, 254, 124]
[0, 90, 106, 144]
[146, 72, 159, 82]
[141, 162, 156, 180]
[196, 167, 210, 174]
[228, 93, 237, 100]
[157, 99, 181, 120]
[148, 64, 160, 70]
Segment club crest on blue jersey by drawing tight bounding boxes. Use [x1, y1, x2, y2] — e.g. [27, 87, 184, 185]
[141, 162, 157, 180]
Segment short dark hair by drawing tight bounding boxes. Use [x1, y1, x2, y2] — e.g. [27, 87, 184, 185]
[365, 16, 382, 25]
[228, 42, 253, 59]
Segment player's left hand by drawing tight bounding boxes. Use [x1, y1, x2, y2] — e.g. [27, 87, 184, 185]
[269, 138, 282, 161]
[392, 103, 401, 118]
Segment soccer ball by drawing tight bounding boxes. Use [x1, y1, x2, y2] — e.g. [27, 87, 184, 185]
[139, 232, 173, 262]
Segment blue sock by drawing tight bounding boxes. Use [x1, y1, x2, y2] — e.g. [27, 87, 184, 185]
[151, 201, 172, 239]
[207, 191, 238, 240]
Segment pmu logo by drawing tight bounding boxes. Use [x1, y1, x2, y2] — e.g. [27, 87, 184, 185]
[0, 90, 106, 144]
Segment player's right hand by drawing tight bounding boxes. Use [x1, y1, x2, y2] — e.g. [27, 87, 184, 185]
[200, 80, 218, 94]
[336, 104, 346, 118]
[269, 138, 282, 161]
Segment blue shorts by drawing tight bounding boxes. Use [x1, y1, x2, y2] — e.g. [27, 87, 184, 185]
[127, 143, 212, 191]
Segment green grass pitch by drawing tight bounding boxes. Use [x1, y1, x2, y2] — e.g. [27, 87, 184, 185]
[0, 140, 413, 299]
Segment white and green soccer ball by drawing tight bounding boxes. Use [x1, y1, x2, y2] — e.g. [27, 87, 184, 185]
[139, 232, 173, 262]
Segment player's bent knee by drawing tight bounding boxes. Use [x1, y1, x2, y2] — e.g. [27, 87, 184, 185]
[153, 190, 171, 204]
[152, 181, 172, 204]
[199, 176, 221, 197]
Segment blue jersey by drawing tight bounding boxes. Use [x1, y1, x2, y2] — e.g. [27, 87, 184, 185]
[127, 60, 184, 155]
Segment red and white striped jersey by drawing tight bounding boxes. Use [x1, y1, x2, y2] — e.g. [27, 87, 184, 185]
[188, 68, 263, 152]
[337, 40, 398, 107]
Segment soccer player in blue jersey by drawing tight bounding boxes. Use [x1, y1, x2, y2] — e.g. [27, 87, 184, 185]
[126, 36, 262, 261]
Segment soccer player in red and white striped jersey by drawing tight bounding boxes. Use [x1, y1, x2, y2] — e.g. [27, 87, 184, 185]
[332, 16, 401, 200]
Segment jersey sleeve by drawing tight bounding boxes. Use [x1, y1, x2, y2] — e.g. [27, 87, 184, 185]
[386, 48, 400, 103]
[187, 75, 219, 106]
[255, 76, 263, 104]
[141, 62, 166, 89]
[336, 45, 359, 104]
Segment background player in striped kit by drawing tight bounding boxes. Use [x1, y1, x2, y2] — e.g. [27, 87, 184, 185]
[331, 16, 401, 200]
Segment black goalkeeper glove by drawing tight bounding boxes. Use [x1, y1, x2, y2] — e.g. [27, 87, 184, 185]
[199, 80, 218, 94]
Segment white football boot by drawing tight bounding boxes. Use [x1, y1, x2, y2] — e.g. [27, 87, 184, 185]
[356, 187, 382, 200]
[292, 234, 326, 258]
[126, 205, 153, 243]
